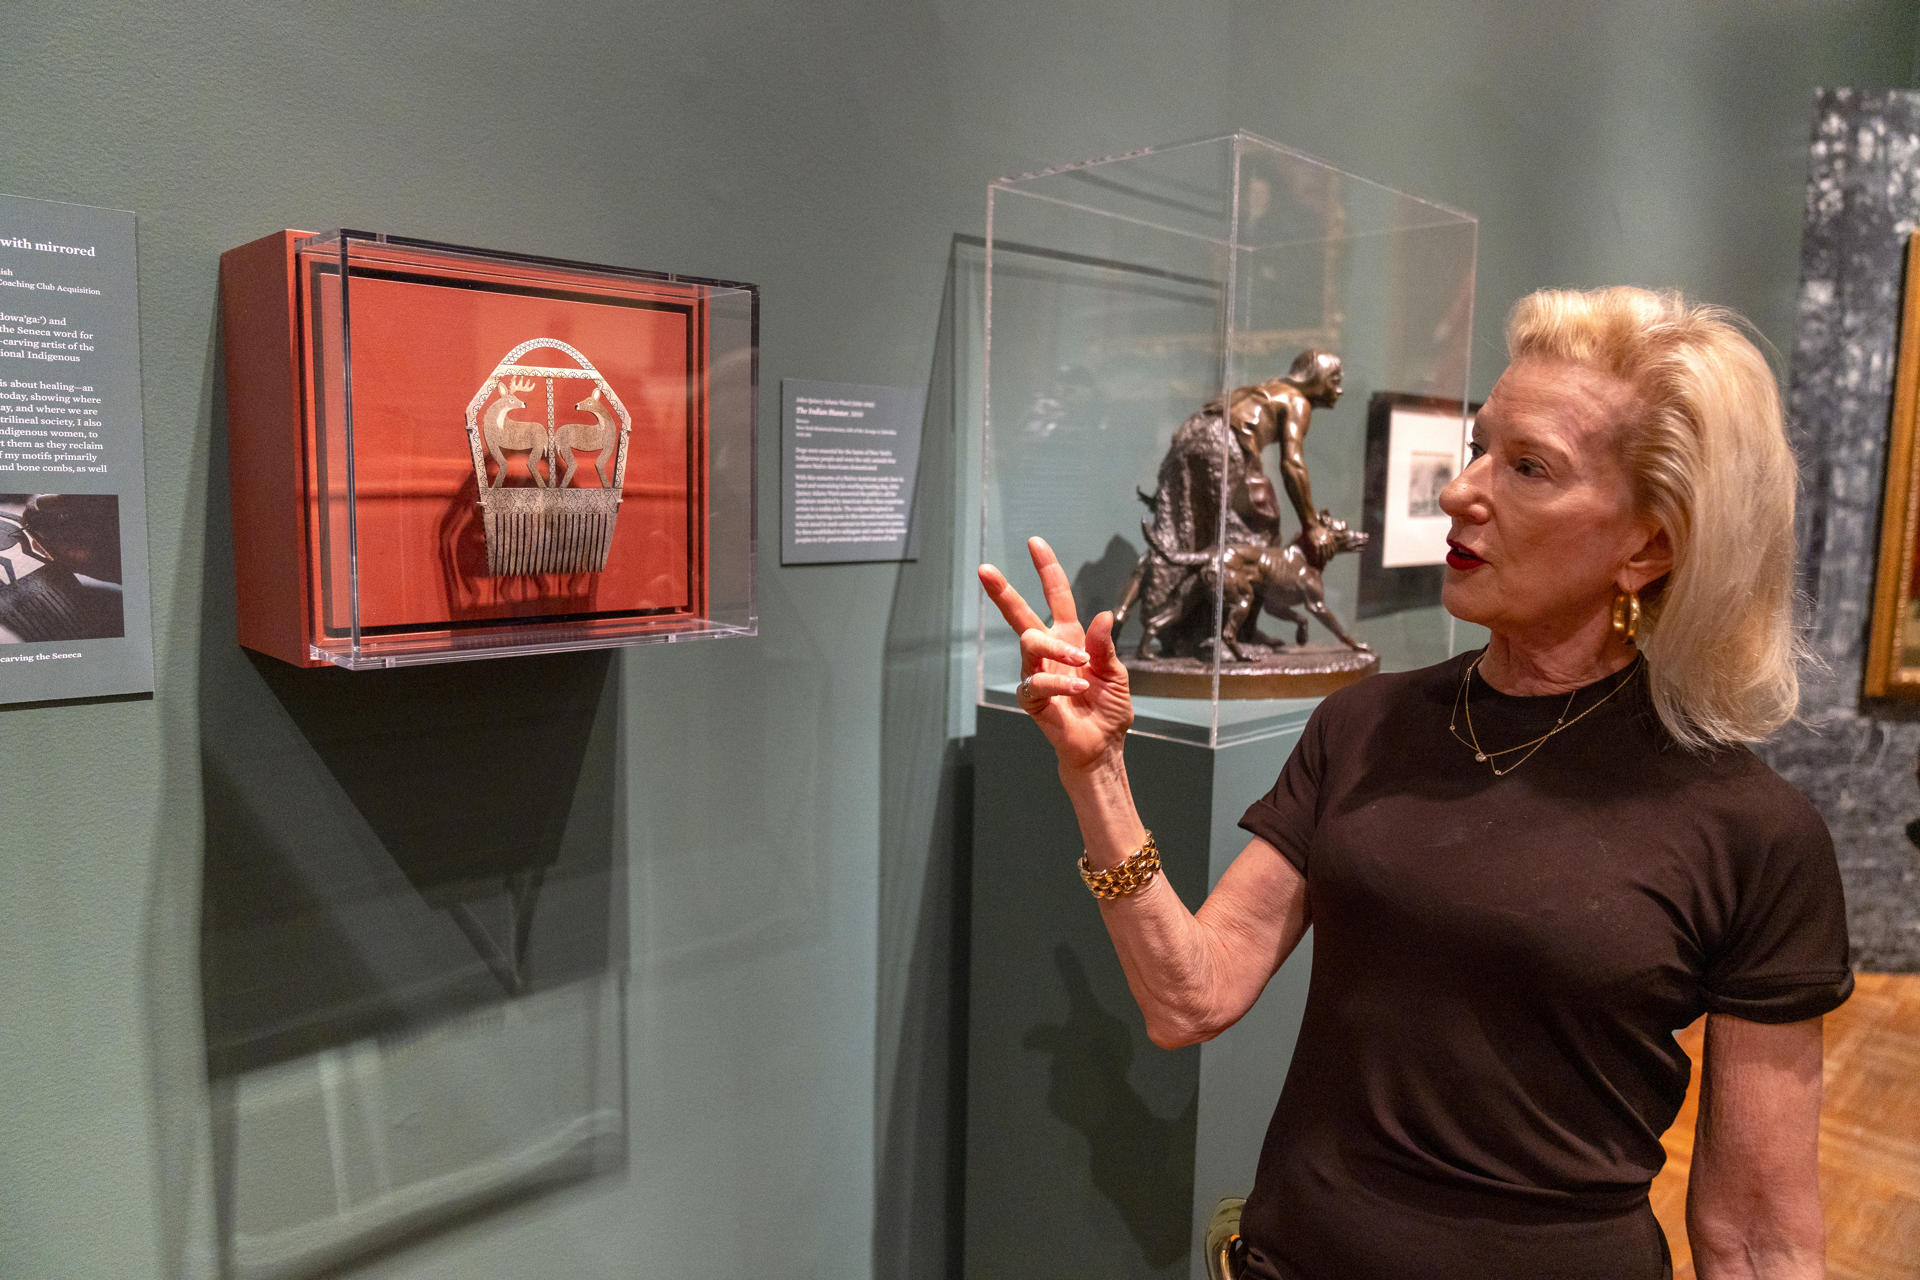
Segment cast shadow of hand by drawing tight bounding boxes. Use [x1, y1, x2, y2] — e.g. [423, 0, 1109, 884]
[1023, 942, 1199, 1268]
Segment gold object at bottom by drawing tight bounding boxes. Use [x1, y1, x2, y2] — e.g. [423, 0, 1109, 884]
[1610, 587, 1641, 644]
[1079, 832, 1162, 899]
[1205, 1196, 1247, 1280]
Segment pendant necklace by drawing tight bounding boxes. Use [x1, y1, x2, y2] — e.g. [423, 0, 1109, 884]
[1449, 653, 1643, 776]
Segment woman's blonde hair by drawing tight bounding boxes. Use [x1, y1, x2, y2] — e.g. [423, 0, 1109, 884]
[1506, 286, 1802, 750]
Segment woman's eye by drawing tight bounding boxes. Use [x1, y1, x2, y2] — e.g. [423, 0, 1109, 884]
[1515, 457, 1545, 478]
[1466, 440, 1486, 460]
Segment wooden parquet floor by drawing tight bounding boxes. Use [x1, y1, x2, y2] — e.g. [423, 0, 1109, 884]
[1649, 974, 1920, 1279]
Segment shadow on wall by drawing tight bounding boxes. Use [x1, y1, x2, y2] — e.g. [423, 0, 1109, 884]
[1024, 944, 1199, 1271]
[191, 324, 629, 1280]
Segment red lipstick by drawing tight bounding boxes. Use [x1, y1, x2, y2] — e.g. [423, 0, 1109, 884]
[1445, 541, 1485, 571]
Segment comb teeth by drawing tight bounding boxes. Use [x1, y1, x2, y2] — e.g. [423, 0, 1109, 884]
[483, 510, 616, 575]
[478, 488, 620, 576]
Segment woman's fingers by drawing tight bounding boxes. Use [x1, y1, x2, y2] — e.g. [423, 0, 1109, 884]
[1084, 610, 1127, 678]
[1027, 537, 1081, 628]
[1019, 627, 1090, 672]
[978, 563, 1046, 635]
[1015, 671, 1091, 708]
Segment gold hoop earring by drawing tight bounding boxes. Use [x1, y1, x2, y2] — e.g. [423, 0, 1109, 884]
[1611, 587, 1641, 645]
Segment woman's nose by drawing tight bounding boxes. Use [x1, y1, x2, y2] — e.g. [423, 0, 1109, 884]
[1439, 455, 1487, 521]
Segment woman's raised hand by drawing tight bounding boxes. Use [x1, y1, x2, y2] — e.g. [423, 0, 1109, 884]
[978, 536, 1133, 772]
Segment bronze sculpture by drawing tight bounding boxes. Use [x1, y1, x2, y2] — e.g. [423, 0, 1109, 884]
[1113, 350, 1377, 697]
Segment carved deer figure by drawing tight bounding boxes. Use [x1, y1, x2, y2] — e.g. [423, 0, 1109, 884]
[482, 376, 550, 488]
[556, 387, 619, 489]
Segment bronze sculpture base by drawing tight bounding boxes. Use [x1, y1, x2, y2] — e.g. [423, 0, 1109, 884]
[1124, 644, 1378, 700]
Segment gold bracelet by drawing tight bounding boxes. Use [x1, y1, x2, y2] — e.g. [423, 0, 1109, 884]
[1079, 832, 1161, 900]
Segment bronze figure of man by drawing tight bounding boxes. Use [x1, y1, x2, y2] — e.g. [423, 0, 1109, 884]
[1209, 347, 1343, 545]
[1119, 348, 1348, 659]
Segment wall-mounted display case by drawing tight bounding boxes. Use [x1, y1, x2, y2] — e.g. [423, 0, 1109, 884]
[221, 230, 757, 669]
[979, 132, 1478, 746]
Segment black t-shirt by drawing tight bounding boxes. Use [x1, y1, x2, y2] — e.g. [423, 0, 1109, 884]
[1235, 651, 1853, 1280]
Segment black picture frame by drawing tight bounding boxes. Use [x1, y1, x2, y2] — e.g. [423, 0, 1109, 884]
[1356, 391, 1477, 620]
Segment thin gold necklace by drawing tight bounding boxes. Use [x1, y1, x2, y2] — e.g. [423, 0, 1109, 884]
[1449, 653, 1643, 776]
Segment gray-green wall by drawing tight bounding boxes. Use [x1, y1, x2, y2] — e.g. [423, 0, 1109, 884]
[2, 3, 1913, 1278]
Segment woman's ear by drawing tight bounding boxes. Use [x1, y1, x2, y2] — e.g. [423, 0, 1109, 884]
[1620, 524, 1674, 594]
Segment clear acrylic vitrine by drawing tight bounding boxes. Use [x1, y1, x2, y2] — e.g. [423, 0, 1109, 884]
[979, 132, 1478, 746]
[222, 229, 757, 669]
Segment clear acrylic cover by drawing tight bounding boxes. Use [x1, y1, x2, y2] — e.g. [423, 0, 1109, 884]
[295, 231, 756, 669]
[979, 133, 1477, 746]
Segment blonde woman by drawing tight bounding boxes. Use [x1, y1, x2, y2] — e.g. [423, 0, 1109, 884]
[980, 287, 1852, 1279]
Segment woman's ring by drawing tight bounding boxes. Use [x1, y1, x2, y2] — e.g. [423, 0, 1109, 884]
[1017, 677, 1037, 702]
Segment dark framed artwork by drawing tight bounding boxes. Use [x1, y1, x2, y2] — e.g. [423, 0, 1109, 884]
[1865, 231, 1920, 697]
[1357, 391, 1475, 619]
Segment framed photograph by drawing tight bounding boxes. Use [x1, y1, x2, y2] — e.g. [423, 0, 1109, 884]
[1357, 391, 1475, 619]
[1865, 232, 1920, 697]
[0, 493, 125, 644]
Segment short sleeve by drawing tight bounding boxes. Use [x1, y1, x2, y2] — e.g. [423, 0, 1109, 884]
[1702, 791, 1854, 1023]
[1238, 700, 1330, 876]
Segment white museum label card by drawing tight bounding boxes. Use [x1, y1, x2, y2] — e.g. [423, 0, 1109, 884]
[0, 192, 154, 704]
[781, 378, 927, 564]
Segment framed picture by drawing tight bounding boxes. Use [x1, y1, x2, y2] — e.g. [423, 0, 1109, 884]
[1357, 391, 1475, 619]
[1865, 232, 1920, 697]
[222, 230, 758, 669]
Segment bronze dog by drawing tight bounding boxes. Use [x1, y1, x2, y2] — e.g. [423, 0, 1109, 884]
[1118, 513, 1372, 660]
